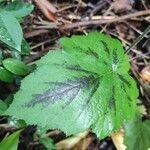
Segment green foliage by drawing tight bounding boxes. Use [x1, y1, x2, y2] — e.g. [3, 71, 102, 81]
[8, 118, 26, 128]
[0, 0, 33, 52]
[39, 137, 56, 150]
[0, 57, 29, 82]
[2, 58, 29, 76]
[0, 49, 4, 61]
[21, 38, 32, 55]
[4, 94, 14, 106]
[0, 1, 33, 83]
[0, 130, 22, 150]
[4, 0, 34, 18]
[0, 99, 7, 114]
[0, 11, 22, 51]
[124, 113, 150, 150]
[0, 66, 13, 82]
[6, 32, 139, 138]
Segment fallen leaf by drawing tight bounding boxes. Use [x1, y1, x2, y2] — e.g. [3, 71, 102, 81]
[111, 129, 126, 150]
[113, 0, 133, 13]
[141, 65, 150, 82]
[56, 130, 89, 150]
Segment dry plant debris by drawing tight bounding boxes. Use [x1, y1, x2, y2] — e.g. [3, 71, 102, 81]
[141, 65, 150, 82]
[0, 0, 150, 149]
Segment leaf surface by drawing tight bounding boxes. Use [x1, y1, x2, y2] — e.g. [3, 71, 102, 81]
[124, 114, 150, 150]
[0, 66, 13, 82]
[40, 137, 56, 150]
[4, 0, 34, 18]
[0, 130, 21, 150]
[21, 38, 31, 55]
[0, 11, 23, 51]
[0, 100, 7, 115]
[3, 58, 29, 76]
[6, 32, 138, 138]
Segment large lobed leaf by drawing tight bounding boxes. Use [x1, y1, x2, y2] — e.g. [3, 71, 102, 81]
[6, 32, 139, 138]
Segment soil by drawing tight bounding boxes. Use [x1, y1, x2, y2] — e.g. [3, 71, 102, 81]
[0, 0, 150, 149]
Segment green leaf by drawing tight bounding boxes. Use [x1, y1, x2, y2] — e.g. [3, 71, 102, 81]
[8, 118, 26, 128]
[6, 32, 139, 138]
[0, 100, 7, 115]
[2, 58, 29, 76]
[21, 38, 31, 55]
[5, 94, 14, 106]
[0, 130, 21, 150]
[39, 137, 56, 150]
[0, 11, 23, 51]
[0, 66, 13, 82]
[0, 50, 3, 61]
[124, 114, 150, 150]
[4, 0, 34, 18]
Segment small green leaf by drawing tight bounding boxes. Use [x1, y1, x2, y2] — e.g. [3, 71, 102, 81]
[4, 0, 34, 18]
[40, 137, 56, 150]
[2, 58, 29, 76]
[8, 117, 26, 128]
[0, 130, 21, 150]
[0, 66, 13, 82]
[21, 38, 31, 55]
[124, 114, 150, 150]
[6, 32, 139, 138]
[0, 100, 7, 115]
[0, 11, 23, 51]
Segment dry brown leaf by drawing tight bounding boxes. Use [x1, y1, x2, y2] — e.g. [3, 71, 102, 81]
[56, 130, 89, 150]
[116, 23, 135, 41]
[111, 129, 127, 150]
[141, 65, 150, 82]
[113, 0, 132, 12]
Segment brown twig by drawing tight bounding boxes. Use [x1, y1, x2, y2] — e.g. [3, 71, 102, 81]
[90, 0, 111, 16]
[33, 0, 57, 21]
[62, 10, 150, 30]
[25, 29, 49, 38]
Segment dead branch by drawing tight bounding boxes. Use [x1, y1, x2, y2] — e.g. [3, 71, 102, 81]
[62, 10, 150, 30]
[33, 0, 57, 21]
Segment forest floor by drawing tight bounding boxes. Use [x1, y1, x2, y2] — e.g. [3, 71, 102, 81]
[0, 0, 150, 149]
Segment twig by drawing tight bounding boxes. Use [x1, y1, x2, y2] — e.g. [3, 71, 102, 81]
[57, 5, 79, 12]
[129, 52, 150, 61]
[33, 0, 57, 21]
[141, 0, 148, 10]
[126, 25, 150, 53]
[125, 22, 149, 38]
[62, 10, 150, 30]
[90, 0, 110, 16]
[67, 15, 116, 20]
[24, 37, 60, 64]
[0, 124, 16, 129]
[25, 29, 49, 38]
